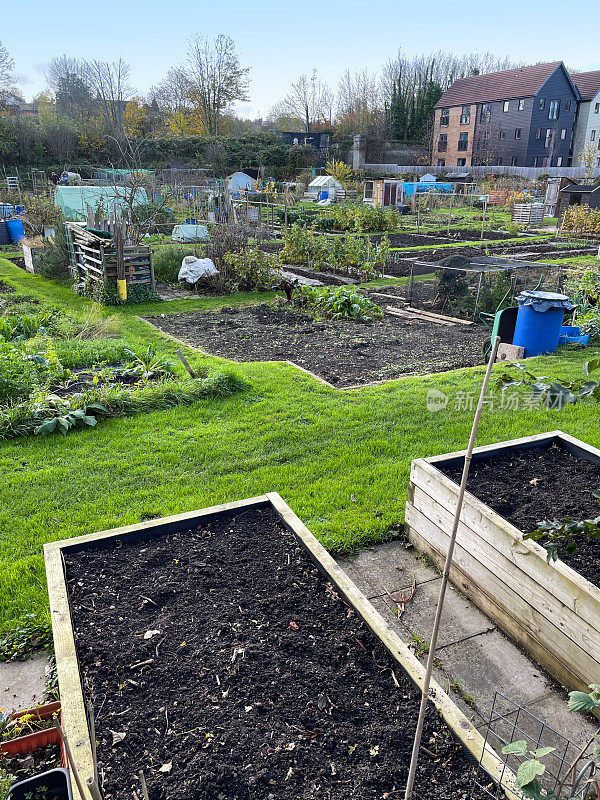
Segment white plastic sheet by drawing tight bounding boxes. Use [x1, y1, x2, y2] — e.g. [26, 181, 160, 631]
[178, 256, 218, 284]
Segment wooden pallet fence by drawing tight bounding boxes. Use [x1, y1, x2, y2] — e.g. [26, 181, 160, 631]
[65, 223, 155, 289]
[511, 204, 544, 226]
[44, 493, 512, 800]
[405, 430, 600, 693]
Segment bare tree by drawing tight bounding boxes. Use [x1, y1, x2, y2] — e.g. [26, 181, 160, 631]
[272, 69, 332, 133]
[86, 58, 132, 136]
[0, 40, 16, 105]
[46, 55, 96, 119]
[149, 67, 193, 116]
[337, 68, 381, 130]
[186, 34, 250, 135]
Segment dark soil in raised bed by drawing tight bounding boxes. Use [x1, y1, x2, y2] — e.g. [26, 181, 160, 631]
[6, 256, 26, 271]
[1, 742, 62, 784]
[441, 442, 600, 585]
[65, 505, 490, 800]
[147, 304, 486, 386]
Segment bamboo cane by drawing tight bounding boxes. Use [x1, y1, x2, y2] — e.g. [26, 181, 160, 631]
[404, 335, 501, 800]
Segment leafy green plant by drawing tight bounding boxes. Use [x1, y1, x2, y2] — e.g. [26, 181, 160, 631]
[295, 286, 383, 321]
[0, 310, 57, 342]
[37, 225, 71, 279]
[501, 685, 600, 800]
[526, 491, 600, 563]
[33, 394, 107, 436]
[0, 614, 53, 661]
[0, 346, 46, 404]
[435, 269, 470, 313]
[498, 359, 600, 409]
[121, 345, 175, 380]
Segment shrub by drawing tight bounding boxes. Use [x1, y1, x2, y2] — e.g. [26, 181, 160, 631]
[562, 205, 600, 234]
[37, 226, 71, 279]
[153, 244, 201, 283]
[221, 249, 280, 292]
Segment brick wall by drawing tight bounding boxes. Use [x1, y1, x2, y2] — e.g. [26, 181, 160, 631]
[432, 104, 476, 166]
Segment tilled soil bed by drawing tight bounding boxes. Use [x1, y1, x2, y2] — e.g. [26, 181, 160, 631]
[147, 304, 486, 387]
[441, 442, 600, 586]
[65, 505, 490, 800]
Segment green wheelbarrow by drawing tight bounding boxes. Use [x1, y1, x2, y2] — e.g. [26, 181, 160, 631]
[480, 274, 544, 361]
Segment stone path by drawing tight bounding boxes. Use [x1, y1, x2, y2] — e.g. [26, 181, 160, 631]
[0, 652, 48, 713]
[337, 539, 597, 750]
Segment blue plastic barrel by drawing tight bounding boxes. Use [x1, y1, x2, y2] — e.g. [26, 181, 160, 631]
[0, 203, 14, 219]
[319, 190, 328, 201]
[15, 204, 25, 215]
[512, 291, 576, 357]
[6, 219, 25, 243]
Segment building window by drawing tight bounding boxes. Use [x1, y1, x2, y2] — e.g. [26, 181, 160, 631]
[545, 128, 553, 147]
[460, 105, 471, 124]
[518, 99, 525, 111]
[458, 132, 468, 151]
[437, 159, 445, 166]
[532, 156, 539, 166]
[560, 129, 567, 140]
[598, 157, 600, 167]
[457, 158, 467, 166]
[565, 100, 572, 111]
[539, 98, 546, 109]
[592, 130, 597, 141]
[438, 134, 447, 152]
[535, 128, 541, 139]
[481, 103, 491, 123]
[514, 128, 521, 139]
[440, 107, 450, 126]
[496, 157, 503, 165]
[503, 100, 510, 112]
[498, 129, 506, 140]
[511, 156, 519, 166]
[557, 156, 563, 166]
[549, 100, 560, 120]
[595, 103, 600, 114]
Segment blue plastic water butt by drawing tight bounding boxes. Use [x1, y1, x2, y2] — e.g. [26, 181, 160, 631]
[512, 291, 576, 357]
[6, 218, 25, 243]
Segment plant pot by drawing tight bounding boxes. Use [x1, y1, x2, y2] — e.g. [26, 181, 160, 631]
[1, 702, 62, 758]
[7, 768, 72, 800]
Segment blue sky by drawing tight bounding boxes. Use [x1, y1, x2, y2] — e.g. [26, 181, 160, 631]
[4, 0, 600, 116]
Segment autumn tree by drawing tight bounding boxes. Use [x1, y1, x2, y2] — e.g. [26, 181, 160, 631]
[186, 34, 249, 135]
[86, 58, 132, 136]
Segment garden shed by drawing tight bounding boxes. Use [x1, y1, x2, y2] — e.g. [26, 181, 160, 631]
[54, 186, 149, 222]
[306, 175, 342, 200]
[227, 170, 259, 192]
[363, 178, 405, 208]
[556, 182, 600, 219]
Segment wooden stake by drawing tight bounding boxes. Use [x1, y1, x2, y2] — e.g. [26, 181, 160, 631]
[86, 778, 103, 800]
[139, 771, 150, 800]
[404, 335, 501, 800]
[87, 700, 98, 784]
[175, 349, 195, 379]
[53, 718, 88, 800]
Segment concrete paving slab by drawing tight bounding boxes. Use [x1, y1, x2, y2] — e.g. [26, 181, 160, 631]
[337, 540, 438, 599]
[375, 577, 495, 649]
[435, 629, 554, 717]
[0, 652, 49, 713]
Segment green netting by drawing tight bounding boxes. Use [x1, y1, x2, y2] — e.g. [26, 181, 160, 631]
[54, 186, 149, 222]
[94, 168, 154, 182]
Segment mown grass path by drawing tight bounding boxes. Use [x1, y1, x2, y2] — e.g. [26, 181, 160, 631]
[1, 256, 598, 633]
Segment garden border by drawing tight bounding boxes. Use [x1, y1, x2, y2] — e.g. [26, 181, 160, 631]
[405, 429, 600, 694]
[139, 315, 488, 392]
[44, 492, 513, 800]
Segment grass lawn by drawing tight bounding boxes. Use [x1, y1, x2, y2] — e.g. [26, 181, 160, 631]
[1, 255, 600, 636]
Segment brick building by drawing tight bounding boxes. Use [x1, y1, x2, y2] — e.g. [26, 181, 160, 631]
[432, 62, 580, 168]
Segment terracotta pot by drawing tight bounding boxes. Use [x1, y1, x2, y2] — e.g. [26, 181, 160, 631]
[1, 701, 63, 763]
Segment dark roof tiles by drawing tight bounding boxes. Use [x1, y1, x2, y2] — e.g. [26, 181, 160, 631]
[572, 70, 600, 102]
[435, 62, 565, 108]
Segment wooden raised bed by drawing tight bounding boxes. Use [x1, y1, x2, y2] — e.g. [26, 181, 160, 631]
[405, 430, 600, 694]
[45, 493, 509, 800]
